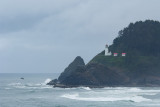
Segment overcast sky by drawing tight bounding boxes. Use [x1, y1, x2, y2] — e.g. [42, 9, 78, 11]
[0, 0, 160, 73]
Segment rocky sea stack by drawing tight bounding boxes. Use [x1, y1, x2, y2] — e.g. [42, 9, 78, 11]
[48, 20, 160, 87]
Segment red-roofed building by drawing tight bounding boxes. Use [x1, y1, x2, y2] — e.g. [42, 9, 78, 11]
[122, 53, 126, 56]
[114, 53, 118, 56]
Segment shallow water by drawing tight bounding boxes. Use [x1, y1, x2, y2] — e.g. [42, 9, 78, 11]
[0, 73, 160, 107]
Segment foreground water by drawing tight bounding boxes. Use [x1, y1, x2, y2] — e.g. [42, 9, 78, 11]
[0, 73, 160, 107]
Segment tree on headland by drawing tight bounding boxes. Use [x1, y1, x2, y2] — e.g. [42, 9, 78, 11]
[109, 20, 160, 56]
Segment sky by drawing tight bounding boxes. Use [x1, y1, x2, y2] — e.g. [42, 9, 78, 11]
[0, 0, 160, 73]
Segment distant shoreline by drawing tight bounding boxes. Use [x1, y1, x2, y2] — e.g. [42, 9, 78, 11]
[51, 84, 160, 88]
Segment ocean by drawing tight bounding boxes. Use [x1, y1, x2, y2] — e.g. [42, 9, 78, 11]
[0, 73, 160, 107]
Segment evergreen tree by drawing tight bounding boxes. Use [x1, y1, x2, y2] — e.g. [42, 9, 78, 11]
[109, 20, 160, 56]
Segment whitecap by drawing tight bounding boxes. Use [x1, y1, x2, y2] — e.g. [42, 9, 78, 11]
[8, 82, 22, 86]
[128, 88, 142, 92]
[43, 78, 52, 85]
[61, 93, 151, 102]
[79, 87, 91, 90]
[15, 85, 26, 89]
[40, 86, 52, 89]
[8, 82, 26, 88]
[8, 79, 53, 89]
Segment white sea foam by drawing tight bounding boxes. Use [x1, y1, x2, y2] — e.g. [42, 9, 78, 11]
[8, 78, 53, 89]
[43, 78, 52, 85]
[128, 88, 142, 92]
[61, 87, 157, 103]
[79, 87, 91, 90]
[61, 93, 151, 102]
[101, 87, 160, 96]
[8, 82, 22, 86]
[8, 82, 26, 88]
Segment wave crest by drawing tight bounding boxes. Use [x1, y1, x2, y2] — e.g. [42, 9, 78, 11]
[7, 78, 53, 89]
[61, 93, 151, 102]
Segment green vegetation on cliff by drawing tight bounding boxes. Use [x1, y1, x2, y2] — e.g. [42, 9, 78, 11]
[110, 20, 160, 56]
[89, 20, 160, 77]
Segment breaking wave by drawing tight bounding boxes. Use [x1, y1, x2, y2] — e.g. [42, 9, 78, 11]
[61, 93, 151, 102]
[43, 78, 52, 85]
[8, 78, 52, 89]
[79, 87, 91, 90]
[60, 87, 160, 103]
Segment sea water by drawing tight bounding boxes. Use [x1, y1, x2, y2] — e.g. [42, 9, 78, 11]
[0, 73, 160, 107]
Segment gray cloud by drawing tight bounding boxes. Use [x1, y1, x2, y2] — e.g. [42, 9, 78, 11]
[0, 14, 48, 33]
[0, 0, 160, 73]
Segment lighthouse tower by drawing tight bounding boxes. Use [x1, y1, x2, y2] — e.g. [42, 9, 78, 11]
[105, 44, 112, 56]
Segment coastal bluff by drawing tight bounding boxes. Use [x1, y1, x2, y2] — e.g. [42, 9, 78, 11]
[48, 20, 160, 87]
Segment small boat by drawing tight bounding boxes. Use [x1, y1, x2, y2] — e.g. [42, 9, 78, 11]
[20, 77, 24, 80]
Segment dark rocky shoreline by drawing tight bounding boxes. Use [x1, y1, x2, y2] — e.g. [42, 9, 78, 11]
[47, 56, 160, 88]
[49, 83, 160, 88]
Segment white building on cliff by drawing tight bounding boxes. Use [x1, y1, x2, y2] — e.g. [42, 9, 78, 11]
[105, 44, 112, 56]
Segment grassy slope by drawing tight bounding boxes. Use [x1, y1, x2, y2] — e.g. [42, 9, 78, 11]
[88, 51, 160, 77]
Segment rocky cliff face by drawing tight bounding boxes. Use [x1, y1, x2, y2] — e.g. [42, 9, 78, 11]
[47, 56, 85, 86]
[48, 56, 129, 87]
[60, 63, 129, 86]
[58, 56, 85, 82]
[48, 55, 160, 87]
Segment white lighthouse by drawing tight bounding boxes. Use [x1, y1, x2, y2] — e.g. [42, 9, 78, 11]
[105, 44, 112, 56]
